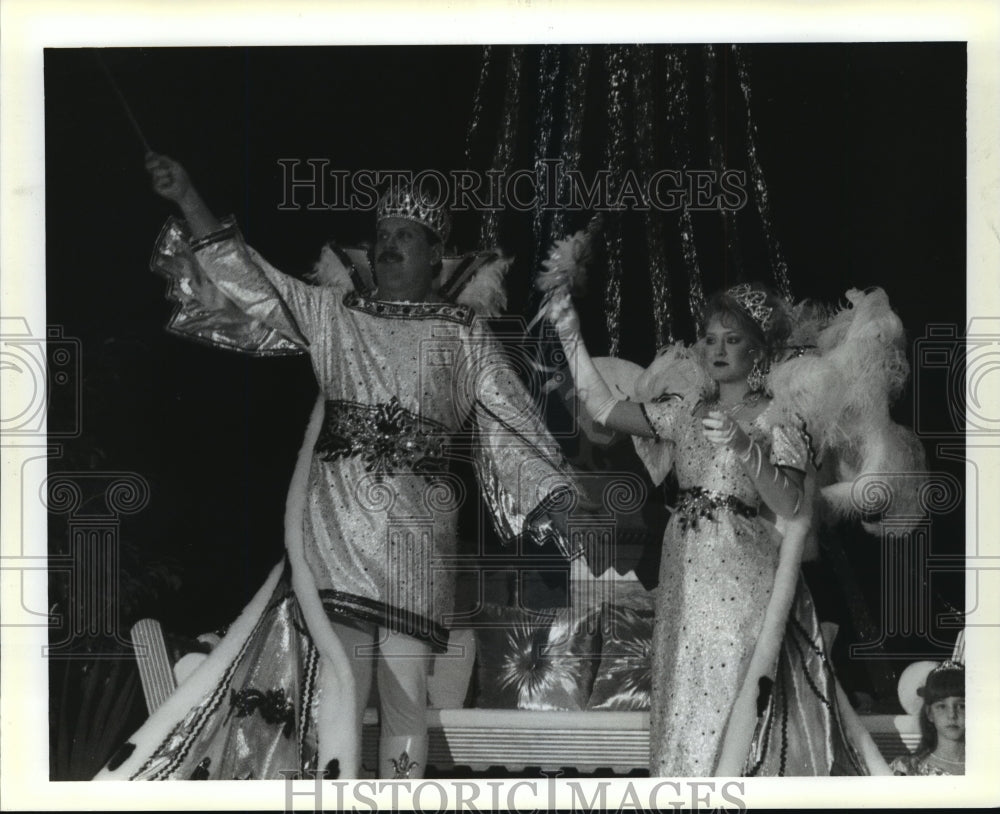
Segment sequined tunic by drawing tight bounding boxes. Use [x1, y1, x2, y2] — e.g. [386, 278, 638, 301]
[188, 223, 573, 648]
[641, 394, 808, 776]
[890, 752, 964, 776]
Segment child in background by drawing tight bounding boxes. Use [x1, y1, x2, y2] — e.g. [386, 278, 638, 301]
[891, 662, 965, 776]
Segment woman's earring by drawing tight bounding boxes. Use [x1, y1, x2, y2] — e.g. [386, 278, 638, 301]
[747, 357, 766, 392]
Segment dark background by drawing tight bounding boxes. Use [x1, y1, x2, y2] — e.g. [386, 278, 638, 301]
[44, 44, 966, 687]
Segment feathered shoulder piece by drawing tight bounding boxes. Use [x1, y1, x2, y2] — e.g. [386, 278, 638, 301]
[305, 243, 376, 296]
[768, 287, 926, 535]
[633, 342, 715, 404]
[305, 241, 511, 317]
[768, 287, 908, 451]
[438, 251, 512, 318]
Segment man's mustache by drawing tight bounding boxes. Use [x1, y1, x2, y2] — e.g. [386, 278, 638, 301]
[377, 249, 403, 264]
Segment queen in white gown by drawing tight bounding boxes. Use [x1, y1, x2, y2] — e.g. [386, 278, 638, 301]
[548, 282, 909, 776]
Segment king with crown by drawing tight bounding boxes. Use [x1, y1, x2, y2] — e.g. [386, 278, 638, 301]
[95, 154, 581, 781]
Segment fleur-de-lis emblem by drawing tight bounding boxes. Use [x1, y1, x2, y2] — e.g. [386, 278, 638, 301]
[389, 749, 419, 779]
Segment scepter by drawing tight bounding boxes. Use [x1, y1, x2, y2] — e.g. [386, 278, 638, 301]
[92, 50, 154, 155]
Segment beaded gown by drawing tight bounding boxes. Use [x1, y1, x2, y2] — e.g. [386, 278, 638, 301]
[638, 393, 878, 776]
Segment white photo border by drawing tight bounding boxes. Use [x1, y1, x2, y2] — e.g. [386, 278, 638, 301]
[2, 0, 998, 810]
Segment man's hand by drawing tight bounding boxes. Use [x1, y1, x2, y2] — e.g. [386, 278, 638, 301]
[525, 485, 577, 558]
[145, 152, 193, 205]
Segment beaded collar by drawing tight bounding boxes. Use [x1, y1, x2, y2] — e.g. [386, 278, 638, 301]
[343, 290, 473, 326]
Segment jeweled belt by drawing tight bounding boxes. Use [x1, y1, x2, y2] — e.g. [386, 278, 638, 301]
[314, 397, 449, 478]
[674, 486, 758, 530]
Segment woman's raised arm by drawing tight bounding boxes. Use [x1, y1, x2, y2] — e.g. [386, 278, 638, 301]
[548, 294, 657, 439]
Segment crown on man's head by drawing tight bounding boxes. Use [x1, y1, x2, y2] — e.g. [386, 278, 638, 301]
[377, 182, 451, 244]
[726, 283, 774, 333]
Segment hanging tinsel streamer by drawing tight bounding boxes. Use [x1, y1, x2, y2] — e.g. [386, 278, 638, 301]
[602, 46, 629, 357]
[631, 45, 675, 348]
[528, 45, 590, 335]
[703, 44, 744, 283]
[733, 45, 794, 301]
[662, 47, 706, 331]
[531, 45, 562, 274]
[547, 45, 591, 244]
[464, 46, 494, 167]
[479, 46, 525, 250]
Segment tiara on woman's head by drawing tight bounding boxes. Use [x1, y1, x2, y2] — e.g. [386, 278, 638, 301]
[726, 283, 774, 333]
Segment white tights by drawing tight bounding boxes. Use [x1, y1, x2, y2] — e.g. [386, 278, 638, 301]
[331, 619, 431, 778]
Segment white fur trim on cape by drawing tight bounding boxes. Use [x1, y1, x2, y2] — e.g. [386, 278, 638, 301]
[94, 397, 361, 780]
[714, 478, 815, 775]
[93, 561, 287, 779]
[713, 475, 889, 776]
[284, 396, 360, 778]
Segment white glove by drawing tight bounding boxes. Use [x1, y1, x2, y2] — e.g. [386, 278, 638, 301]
[548, 293, 619, 425]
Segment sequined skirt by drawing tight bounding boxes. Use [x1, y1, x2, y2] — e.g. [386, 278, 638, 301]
[651, 493, 777, 776]
[304, 399, 460, 652]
